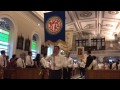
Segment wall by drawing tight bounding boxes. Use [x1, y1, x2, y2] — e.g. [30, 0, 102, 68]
[0, 11, 44, 58]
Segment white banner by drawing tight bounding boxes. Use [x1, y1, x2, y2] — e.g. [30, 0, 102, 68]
[57, 30, 73, 51]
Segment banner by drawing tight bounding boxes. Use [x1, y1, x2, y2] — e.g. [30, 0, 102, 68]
[65, 30, 73, 51]
[44, 11, 65, 46]
[57, 30, 73, 52]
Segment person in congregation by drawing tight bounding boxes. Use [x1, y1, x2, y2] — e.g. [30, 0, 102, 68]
[118, 61, 120, 70]
[92, 56, 98, 70]
[0, 50, 7, 68]
[63, 51, 73, 79]
[45, 46, 64, 79]
[111, 61, 117, 70]
[26, 51, 34, 68]
[85, 50, 93, 70]
[104, 61, 110, 70]
[97, 58, 104, 70]
[16, 53, 26, 68]
[40, 53, 50, 79]
[9, 54, 18, 68]
[34, 54, 41, 68]
[78, 59, 86, 78]
[72, 61, 79, 76]
[6, 55, 10, 68]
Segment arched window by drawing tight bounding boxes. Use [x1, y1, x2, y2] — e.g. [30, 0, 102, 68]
[31, 34, 39, 59]
[0, 18, 10, 56]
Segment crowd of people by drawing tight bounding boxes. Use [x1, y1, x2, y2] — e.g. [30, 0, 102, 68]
[0, 46, 75, 79]
[0, 47, 120, 79]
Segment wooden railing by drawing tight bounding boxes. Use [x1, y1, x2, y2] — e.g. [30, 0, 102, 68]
[86, 70, 120, 79]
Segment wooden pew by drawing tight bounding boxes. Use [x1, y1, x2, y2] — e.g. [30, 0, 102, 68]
[4, 68, 49, 79]
[86, 70, 120, 79]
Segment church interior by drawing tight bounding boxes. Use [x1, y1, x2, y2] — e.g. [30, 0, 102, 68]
[0, 11, 120, 79]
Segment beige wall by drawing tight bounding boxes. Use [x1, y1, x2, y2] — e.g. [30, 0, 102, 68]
[0, 11, 44, 58]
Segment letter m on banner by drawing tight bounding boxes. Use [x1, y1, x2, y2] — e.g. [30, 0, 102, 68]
[44, 11, 65, 46]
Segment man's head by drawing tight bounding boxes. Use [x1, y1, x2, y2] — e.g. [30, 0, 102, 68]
[87, 50, 91, 55]
[28, 51, 32, 56]
[53, 46, 60, 55]
[1, 50, 5, 56]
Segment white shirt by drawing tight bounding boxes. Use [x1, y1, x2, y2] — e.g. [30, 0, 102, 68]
[0, 55, 7, 67]
[92, 60, 98, 70]
[112, 63, 117, 70]
[16, 58, 26, 68]
[40, 57, 49, 68]
[26, 55, 34, 66]
[104, 63, 110, 70]
[46, 54, 64, 70]
[79, 61, 86, 68]
[63, 57, 73, 68]
[73, 63, 78, 69]
[118, 63, 120, 70]
[98, 63, 104, 70]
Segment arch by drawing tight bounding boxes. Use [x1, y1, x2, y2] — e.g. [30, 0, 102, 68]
[0, 14, 18, 58]
[31, 31, 41, 58]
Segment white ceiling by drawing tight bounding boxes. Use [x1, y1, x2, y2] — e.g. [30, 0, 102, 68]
[32, 11, 120, 41]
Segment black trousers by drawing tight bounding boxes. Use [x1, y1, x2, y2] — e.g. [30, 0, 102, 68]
[49, 69, 62, 79]
[80, 67, 85, 76]
[63, 68, 68, 79]
[68, 68, 72, 79]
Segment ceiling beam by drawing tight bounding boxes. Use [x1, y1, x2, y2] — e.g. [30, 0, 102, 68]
[69, 11, 83, 37]
[98, 11, 102, 35]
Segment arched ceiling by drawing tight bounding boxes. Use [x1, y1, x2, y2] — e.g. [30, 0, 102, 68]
[32, 11, 120, 41]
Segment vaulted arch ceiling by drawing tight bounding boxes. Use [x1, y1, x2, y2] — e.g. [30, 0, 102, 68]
[32, 11, 120, 41]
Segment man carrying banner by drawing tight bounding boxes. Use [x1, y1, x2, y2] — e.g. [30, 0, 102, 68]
[44, 11, 66, 79]
[46, 46, 64, 79]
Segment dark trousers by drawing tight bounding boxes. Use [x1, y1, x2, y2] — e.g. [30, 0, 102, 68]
[68, 68, 72, 79]
[26, 66, 34, 68]
[80, 67, 85, 76]
[63, 68, 68, 79]
[49, 69, 62, 79]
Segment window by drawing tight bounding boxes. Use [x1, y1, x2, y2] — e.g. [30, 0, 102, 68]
[0, 19, 10, 56]
[47, 45, 53, 56]
[31, 34, 39, 59]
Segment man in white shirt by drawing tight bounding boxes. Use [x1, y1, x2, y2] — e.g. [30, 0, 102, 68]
[46, 46, 64, 79]
[118, 61, 120, 70]
[0, 50, 7, 68]
[26, 51, 34, 68]
[79, 59, 86, 78]
[16, 53, 26, 68]
[40, 53, 50, 79]
[112, 61, 117, 70]
[63, 52, 73, 79]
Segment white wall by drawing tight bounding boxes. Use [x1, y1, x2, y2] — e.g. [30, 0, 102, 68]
[0, 11, 44, 58]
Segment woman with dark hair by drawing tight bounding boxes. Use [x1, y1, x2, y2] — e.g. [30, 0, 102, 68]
[9, 54, 18, 68]
[34, 54, 41, 68]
